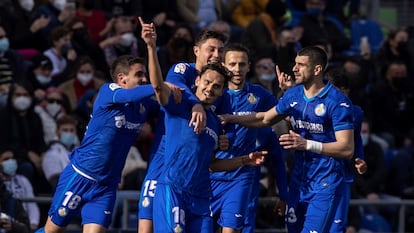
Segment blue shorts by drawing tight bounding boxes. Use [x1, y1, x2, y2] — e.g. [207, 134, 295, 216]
[48, 164, 117, 228]
[330, 183, 351, 232]
[138, 138, 165, 220]
[210, 178, 253, 230]
[153, 183, 212, 233]
[138, 178, 158, 219]
[242, 178, 261, 233]
[286, 186, 342, 233]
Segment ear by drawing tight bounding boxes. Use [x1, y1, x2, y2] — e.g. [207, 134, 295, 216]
[193, 45, 199, 57]
[117, 73, 126, 85]
[194, 75, 201, 86]
[314, 65, 323, 76]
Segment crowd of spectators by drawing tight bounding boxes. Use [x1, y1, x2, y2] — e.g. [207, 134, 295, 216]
[0, 0, 414, 231]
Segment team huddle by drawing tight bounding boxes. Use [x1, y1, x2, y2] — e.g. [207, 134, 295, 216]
[34, 17, 366, 233]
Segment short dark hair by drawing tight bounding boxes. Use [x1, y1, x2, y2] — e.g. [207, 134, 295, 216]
[222, 43, 250, 62]
[325, 67, 349, 89]
[194, 30, 227, 47]
[110, 55, 146, 82]
[297, 46, 328, 71]
[57, 115, 77, 128]
[199, 62, 232, 86]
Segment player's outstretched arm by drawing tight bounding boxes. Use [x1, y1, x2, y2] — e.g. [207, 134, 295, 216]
[139, 17, 170, 105]
[209, 151, 268, 172]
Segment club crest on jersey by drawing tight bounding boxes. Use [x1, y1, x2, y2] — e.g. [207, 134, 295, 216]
[174, 63, 187, 74]
[109, 83, 121, 91]
[174, 224, 183, 233]
[247, 93, 257, 104]
[314, 103, 326, 116]
[58, 207, 67, 217]
[142, 197, 150, 207]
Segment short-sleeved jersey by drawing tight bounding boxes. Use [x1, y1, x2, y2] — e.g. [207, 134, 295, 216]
[276, 81, 354, 194]
[158, 92, 222, 198]
[69, 83, 156, 185]
[210, 83, 278, 181]
[344, 105, 365, 182]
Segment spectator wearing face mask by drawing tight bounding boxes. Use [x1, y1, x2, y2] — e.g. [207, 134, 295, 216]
[0, 74, 13, 110]
[0, 25, 28, 83]
[43, 25, 77, 84]
[0, 173, 30, 233]
[375, 28, 412, 78]
[34, 87, 69, 144]
[0, 0, 51, 52]
[157, 23, 196, 76]
[0, 149, 40, 231]
[0, 81, 48, 194]
[42, 115, 78, 191]
[369, 60, 414, 148]
[58, 56, 105, 113]
[26, 54, 54, 103]
[99, 15, 146, 66]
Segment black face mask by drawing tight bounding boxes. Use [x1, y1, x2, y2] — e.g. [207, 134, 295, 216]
[397, 41, 408, 54]
[171, 37, 191, 49]
[391, 77, 408, 90]
[60, 44, 72, 57]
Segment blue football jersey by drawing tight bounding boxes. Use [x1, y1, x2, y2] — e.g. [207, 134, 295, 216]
[69, 83, 156, 185]
[210, 83, 278, 181]
[276, 81, 354, 194]
[158, 92, 222, 197]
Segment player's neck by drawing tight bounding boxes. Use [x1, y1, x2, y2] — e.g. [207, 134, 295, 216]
[303, 79, 325, 98]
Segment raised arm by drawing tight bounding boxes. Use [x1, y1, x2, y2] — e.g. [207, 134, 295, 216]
[139, 17, 170, 105]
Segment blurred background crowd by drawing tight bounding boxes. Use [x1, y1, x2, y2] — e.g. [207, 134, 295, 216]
[0, 0, 413, 232]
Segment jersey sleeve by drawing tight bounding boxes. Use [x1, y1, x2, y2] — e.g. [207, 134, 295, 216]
[97, 83, 155, 105]
[166, 63, 200, 106]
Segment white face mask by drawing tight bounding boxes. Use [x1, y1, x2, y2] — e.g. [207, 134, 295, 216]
[19, 0, 35, 11]
[36, 74, 52, 85]
[119, 32, 136, 47]
[46, 102, 61, 117]
[53, 0, 67, 11]
[13, 96, 32, 111]
[259, 73, 277, 81]
[77, 73, 93, 86]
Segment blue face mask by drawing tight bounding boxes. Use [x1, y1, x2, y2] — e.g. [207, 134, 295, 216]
[0, 37, 10, 53]
[0, 92, 7, 108]
[2, 159, 18, 176]
[307, 7, 322, 15]
[36, 74, 52, 85]
[60, 132, 77, 148]
[361, 134, 369, 146]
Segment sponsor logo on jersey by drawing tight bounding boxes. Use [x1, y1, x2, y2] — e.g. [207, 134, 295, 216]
[104, 210, 111, 215]
[235, 213, 243, 218]
[247, 93, 257, 104]
[340, 102, 350, 108]
[114, 115, 142, 131]
[334, 219, 342, 223]
[314, 103, 326, 116]
[109, 83, 121, 91]
[174, 63, 187, 74]
[290, 116, 324, 133]
[290, 102, 298, 107]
